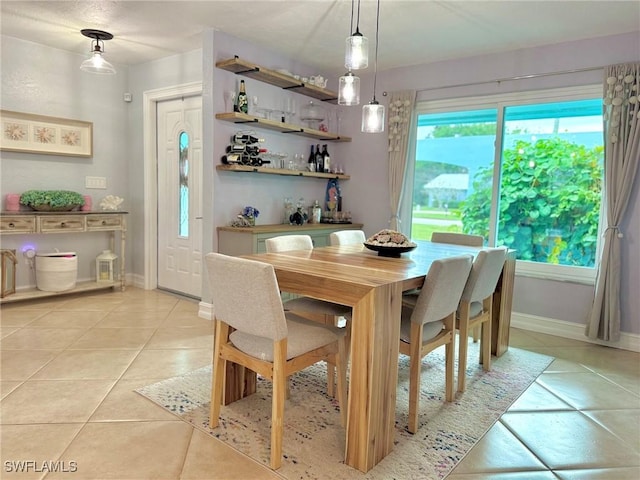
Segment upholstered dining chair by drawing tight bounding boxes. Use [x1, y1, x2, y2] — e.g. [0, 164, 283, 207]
[265, 234, 351, 397]
[456, 247, 507, 393]
[431, 231, 484, 247]
[328, 229, 366, 246]
[430, 231, 484, 342]
[399, 254, 473, 434]
[205, 252, 348, 470]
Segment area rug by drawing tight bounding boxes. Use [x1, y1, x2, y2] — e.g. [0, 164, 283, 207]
[136, 340, 553, 479]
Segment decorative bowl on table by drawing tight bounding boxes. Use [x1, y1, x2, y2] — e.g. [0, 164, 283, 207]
[364, 229, 417, 257]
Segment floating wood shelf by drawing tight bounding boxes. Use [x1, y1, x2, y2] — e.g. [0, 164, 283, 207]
[216, 164, 350, 180]
[216, 57, 339, 103]
[215, 112, 350, 142]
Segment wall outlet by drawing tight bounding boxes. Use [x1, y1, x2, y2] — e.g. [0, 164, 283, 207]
[85, 176, 107, 189]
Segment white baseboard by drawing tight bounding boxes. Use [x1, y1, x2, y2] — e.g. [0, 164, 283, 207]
[198, 301, 213, 320]
[511, 312, 640, 353]
[127, 273, 145, 289]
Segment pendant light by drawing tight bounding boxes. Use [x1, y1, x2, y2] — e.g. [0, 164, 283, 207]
[338, 0, 361, 105]
[345, 0, 368, 70]
[362, 0, 385, 133]
[79, 29, 116, 75]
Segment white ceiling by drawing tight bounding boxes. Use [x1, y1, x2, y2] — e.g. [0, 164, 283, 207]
[1, 1, 639, 75]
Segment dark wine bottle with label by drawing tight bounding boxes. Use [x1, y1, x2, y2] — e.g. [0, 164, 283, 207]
[315, 143, 324, 173]
[321, 144, 331, 173]
[308, 144, 316, 171]
[232, 133, 264, 145]
[235, 80, 248, 114]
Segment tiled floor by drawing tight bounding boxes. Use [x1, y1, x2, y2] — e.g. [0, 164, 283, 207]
[1, 287, 638, 479]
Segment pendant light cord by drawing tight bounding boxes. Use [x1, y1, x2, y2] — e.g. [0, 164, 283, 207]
[350, 0, 355, 34]
[372, 0, 380, 101]
[355, 0, 362, 34]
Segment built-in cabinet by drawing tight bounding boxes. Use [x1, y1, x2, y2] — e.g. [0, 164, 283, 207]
[0, 211, 127, 303]
[217, 223, 364, 256]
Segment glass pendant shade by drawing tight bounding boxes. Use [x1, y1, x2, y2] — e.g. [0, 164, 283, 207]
[362, 100, 385, 133]
[345, 32, 369, 70]
[79, 30, 116, 75]
[338, 72, 360, 106]
[80, 48, 116, 75]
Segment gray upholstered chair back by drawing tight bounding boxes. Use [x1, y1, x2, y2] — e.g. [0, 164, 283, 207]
[410, 254, 473, 325]
[460, 247, 507, 304]
[329, 230, 366, 246]
[205, 252, 288, 341]
[265, 234, 314, 253]
[431, 232, 484, 247]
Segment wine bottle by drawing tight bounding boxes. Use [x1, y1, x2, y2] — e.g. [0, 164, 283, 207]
[232, 133, 264, 144]
[322, 144, 331, 173]
[315, 143, 324, 173]
[307, 144, 316, 172]
[235, 80, 248, 114]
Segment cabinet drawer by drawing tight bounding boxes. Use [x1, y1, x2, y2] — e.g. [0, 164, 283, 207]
[39, 216, 85, 232]
[0, 216, 36, 233]
[86, 215, 123, 230]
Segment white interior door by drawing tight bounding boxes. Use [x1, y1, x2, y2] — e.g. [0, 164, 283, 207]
[157, 95, 202, 298]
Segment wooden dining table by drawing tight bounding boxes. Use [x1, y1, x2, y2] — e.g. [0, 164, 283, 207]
[233, 240, 516, 472]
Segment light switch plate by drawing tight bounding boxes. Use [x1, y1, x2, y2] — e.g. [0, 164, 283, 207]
[85, 176, 107, 189]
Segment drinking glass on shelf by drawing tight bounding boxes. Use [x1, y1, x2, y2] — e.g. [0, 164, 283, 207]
[224, 91, 235, 112]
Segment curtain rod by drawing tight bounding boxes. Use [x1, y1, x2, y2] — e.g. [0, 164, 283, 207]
[387, 65, 605, 95]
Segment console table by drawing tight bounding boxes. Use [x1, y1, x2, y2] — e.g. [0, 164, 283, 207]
[0, 211, 127, 303]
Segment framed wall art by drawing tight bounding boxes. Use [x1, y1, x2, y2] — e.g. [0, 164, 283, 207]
[0, 110, 93, 157]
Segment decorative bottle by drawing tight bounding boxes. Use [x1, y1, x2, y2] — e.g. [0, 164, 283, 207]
[315, 143, 324, 173]
[322, 144, 331, 173]
[307, 144, 316, 172]
[235, 80, 248, 114]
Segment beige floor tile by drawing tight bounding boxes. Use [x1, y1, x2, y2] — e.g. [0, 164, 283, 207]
[47, 421, 193, 479]
[536, 372, 640, 410]
[93, 310, 169, 328]
[451, 422, 548, 474]
[89, 378, 180, 422]
[180, 428, 282, 479]
[1, 349, 59, 380]
[599, 371, 640, 396]
[28, 310, 107, 329]
[508, 381, 574, 412]
[112, 297, 180, 313]
[0, 380, 115, 424]
[0, 326, 20, 338]
[0, 308, 47, 326]
[554, 467, 640, 479]
[68, 327, 155, 349]
[53, 294, 125, 311]
[501, 411, 640, 469]
[144, 326, 213, 350]
[30, 349, 139, 380]
[543, 358, 594, 374]
[446, 472, 559, 479]
[161, 311, 212, 328]
[171, 298, 200, 313]
[1, 424, 83, 480]
[1, 381, 23, 399]
[583, 410, 640, 453]
[0, 327, 86, 350]
[121, 348, 212, 379]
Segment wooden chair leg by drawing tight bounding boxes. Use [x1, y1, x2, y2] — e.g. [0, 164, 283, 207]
[407, 322, 423, 434]
[472, 325, 480, 343]
[270, 339, 287, 470]
[457, 302, 470, 393]
[481, 299, 493, 371]
[210, 320, 228, 428]
[444, 314, 455, 402]
[336, 335, 348, 428]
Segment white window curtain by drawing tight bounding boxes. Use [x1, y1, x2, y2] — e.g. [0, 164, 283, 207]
[387, 90, 416, 231]
[586, 62, 640, 341]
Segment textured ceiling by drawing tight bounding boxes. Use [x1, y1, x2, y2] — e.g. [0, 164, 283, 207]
[1, 1, 639, 75]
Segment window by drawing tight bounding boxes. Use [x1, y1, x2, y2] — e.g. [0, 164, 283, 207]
[179, 131, 189, 238]
[410, 86, 604, 282]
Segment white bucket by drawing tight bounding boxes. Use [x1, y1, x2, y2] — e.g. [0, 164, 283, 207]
[35, 252, 78, 292]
